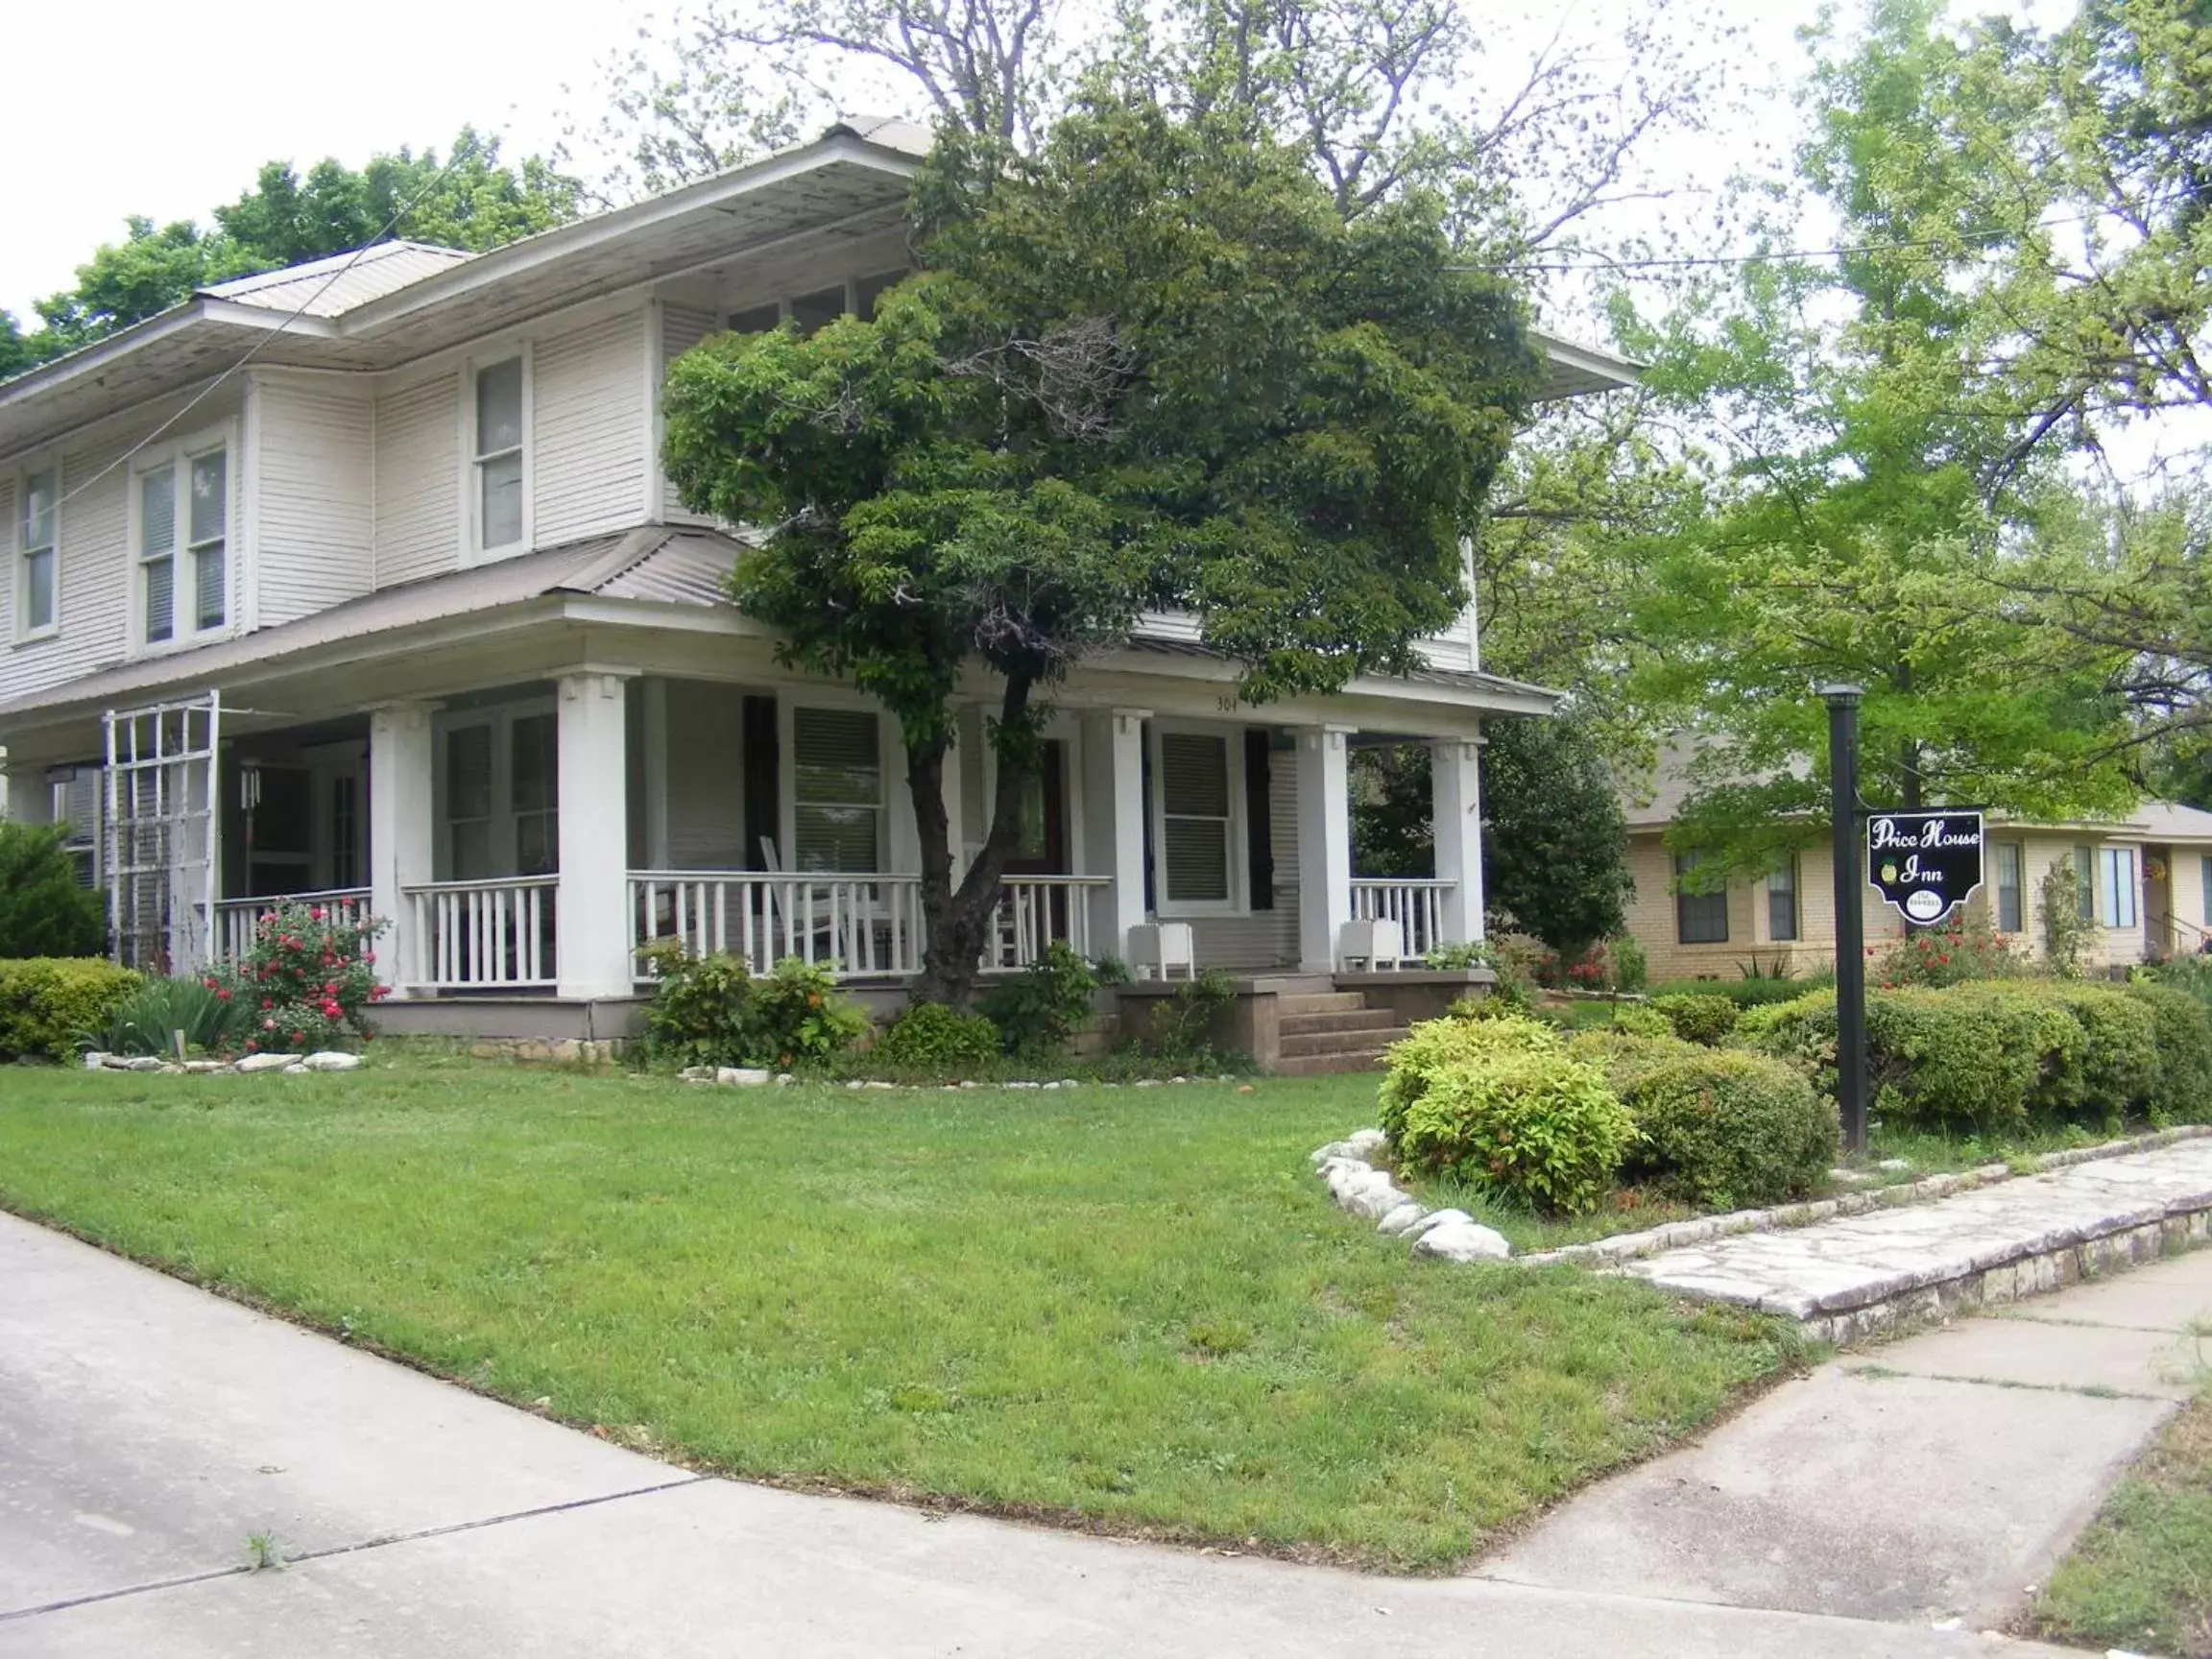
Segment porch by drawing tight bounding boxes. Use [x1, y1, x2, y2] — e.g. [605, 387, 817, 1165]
[76, 673, 1489, 1001]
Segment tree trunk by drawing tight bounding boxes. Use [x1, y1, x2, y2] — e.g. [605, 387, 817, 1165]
[907, 673, 1043, 1008]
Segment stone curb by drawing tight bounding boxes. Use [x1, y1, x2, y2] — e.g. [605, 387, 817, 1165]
[1308, 1130, 1513, 1262]
[677, 1070, 1245, 1090]
[1516, 1124, 2212, 1269]
[82, 1050, 363, 1077]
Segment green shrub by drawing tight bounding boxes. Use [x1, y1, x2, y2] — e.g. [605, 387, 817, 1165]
[0, 958, 140, 1060]
[1377, 1013, 1563, 1142]
[1870, 913, 2025, 988]
[1392, 1049, 1635, 1215]
[876, 1001, 1003, 1072]
[752, 957, 869, 1070]
[219, 901, 388, 1055]
[2148, 954, 2212, 1008]
[1142, 969, 1236, 1062]
[1609, 1003, 1673, 1039]
[1421, 941, 1492, 971]
[1863, 984, 2066, 1134]
[0, 824, 105, 958]
[1652, 993, 1740, 1046]
[1609, 932, 1648, 994]
[1616, 1050, 1838, 1210]
[1649, 976, 1814, 1009]
[2037, 984, 2161, 1126]
[2126, 980, 2212, 1125]
[640, 947, 759, 1069]
[1566, 1026, 1701, 1094]
[87, 975, 253, 1059]
[978, 941, 1097, 1055]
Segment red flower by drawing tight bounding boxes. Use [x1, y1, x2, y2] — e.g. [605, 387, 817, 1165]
[1937, 952, 1951, 964]
[244, 1038, 258, 1053]
[263, 1018, 276, 1031]
[311, 907, 325, 922]
[216, 989, 231, 1001]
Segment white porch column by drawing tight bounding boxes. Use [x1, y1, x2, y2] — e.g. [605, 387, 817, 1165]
[368, 703, 434, 995]
[556, 671, 635, 999]
[1296, 725, 1356, 973]
[1081, 708, 1151, 959]
[1431, 731, 1485, 944]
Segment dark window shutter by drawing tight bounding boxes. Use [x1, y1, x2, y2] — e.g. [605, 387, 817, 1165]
[1244, 729, 1274, 910]
[742, 696, 780, 869]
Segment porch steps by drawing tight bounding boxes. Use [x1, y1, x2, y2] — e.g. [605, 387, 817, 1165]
[1271, 990, 1408, 1074]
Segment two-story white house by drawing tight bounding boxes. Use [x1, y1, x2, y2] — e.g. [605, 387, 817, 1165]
[0, 117, 1636, 1052]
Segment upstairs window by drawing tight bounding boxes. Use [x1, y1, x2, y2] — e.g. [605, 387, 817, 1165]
[792, 708, 882, 872]
[17, 466, 57, 637]
[135, 442, 228, 646]
[474, 357, 526, 552]
[1674, 852, 1729, 945]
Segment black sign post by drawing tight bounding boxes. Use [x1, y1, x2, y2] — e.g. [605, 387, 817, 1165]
[1865, 810, 1986, 926]
[1822, 685, 1867, 1155]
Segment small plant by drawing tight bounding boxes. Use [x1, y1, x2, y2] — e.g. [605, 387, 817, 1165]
[84, 974, 251, 1058]
[1871, 912, 2022, 989]
[0, 957, 139, 1061]
[641, 946, 758, 1069]
[1145, 969, 1235, 1062]
[1739, 953, 1792, 982]
[875, 1000, 1003, 1072]
[2041, 861, 2093, 979]
[244, 1529, 286, 1572]
[979, 941, 1098, 1056]
[1421, 940, 1494, 971]
[1608, 932, 1648, 993]
[223, 901, 389, 1055]
[1650, 993, 1740, 1046]
[752, 957, 870, 1070]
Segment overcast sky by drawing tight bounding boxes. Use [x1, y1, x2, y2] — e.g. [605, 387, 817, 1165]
[3, 0, 2066, 328]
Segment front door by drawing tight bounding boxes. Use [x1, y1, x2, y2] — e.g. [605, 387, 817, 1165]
[1001, 741, 1068, 876]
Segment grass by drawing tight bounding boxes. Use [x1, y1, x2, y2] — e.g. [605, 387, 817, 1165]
[0, 1059, 1799, 1571]
[2034, 1393, 2212, 1656]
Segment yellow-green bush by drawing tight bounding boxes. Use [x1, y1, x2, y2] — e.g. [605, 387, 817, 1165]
[1566, 1026, 1700, 1093]
[1391, 1048, 1636, 1215]
[1377, 1014, 1562, 1142]
[1616, 1050, 1838, 1210]
[0, 958, 141, 1060]
[1651, 992, 1740, 1046]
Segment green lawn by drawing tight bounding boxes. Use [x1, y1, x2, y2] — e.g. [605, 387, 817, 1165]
[0, 1060, 1796, 1569]
[2035, 1393, 2212, 1656]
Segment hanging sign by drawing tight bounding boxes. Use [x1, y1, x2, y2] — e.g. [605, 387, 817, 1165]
[1866, 810, 1985, 925]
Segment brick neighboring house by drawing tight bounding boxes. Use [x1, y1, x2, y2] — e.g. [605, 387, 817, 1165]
[1620, 742, 2212, 983]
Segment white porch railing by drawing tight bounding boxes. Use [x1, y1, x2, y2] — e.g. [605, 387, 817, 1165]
[1351, 878, 1456, 959]
[628, 872, 926, 977]
[985, 875, 1110, 970]
[214, 888, 373, 965]
[628, 871, 1113, 978]
[403, 877, 559, 990]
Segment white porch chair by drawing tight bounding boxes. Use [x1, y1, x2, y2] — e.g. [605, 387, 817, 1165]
[1127, 921, 1196, 980]
[1338, 917, 1407, 972]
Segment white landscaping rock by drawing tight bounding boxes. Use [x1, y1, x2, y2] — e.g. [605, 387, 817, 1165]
[82, 1051, 107, 1070]
[108, 1056, 165, 1072]
[1377, 1202, 1428, 1237]
[1413, 1221, 1513, 1262]
[1310, 1140, 1357, 1167]
[714, 1067, 772, 1086]
[1344, 1128, 1388, 1161]
[300, 1051, 362, 1072]
[679, 1066, 715, 1083]
[1404, 1209, 1474, 1239]
[234, 1052, 301, 1073]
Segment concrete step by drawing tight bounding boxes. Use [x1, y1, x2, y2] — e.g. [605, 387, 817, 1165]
[1279, 1008, 1404, 1037]
[1279, 1026, 1410, 1060]
[1274, 1048, 1394, 1076]
[1277, 993, 1367, 1015]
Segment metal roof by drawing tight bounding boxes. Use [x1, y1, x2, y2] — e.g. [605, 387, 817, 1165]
[202, 241, 475, 318]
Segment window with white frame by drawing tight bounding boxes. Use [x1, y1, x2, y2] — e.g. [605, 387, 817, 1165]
[1996, 840, 2024, 932]
[791, 708, 882, 872]
[16, 465, 57, 637]
[2101, 845, 2139, 928]
[135, 442, 228, 646]
[2074, 844, 2097, 922]
[1158, 731, 1234, 905]
[1766, 855, 1798, 942]
[439, 705, 558, 880]
[473, 357, 526, 552]
[1674, 852, 1728, 945]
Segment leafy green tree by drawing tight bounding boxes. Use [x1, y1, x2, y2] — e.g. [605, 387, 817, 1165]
[8, 131, 578, 373]
[663, 100, 1537, 1004]
[0, 824, 105, 959]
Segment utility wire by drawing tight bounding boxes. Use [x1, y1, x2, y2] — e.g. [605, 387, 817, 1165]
[1457, 212, 2093, 276]
[45, 133, 486, 515]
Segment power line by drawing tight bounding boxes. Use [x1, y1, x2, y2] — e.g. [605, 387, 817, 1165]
[46, 134, 487, 516]
[1458, 213, 2092, 276]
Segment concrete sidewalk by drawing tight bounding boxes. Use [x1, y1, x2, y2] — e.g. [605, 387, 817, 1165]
[1482, 1247, 2212, 1630]
[0, 1211, 2080, 1658]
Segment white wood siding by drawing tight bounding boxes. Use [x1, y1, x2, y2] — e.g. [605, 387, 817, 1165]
[373, 373, 459, 589]
[660, 305, 720, 521]
[1187, 740, 1301, 968]
[253, 375, 374, 626]
[0, 475, 13, 646]
[0, 405, 220, 707]
[534, 311, 648, 546]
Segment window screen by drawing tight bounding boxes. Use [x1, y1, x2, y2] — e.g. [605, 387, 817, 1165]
[1159, 732, 1232, 903]
[475, 359, 524, 548]
[793, 708, 881, 872]
[1675, 853, 1728, 944]
[2101, 846, 2138, 928]
[1767, 856, 1797, 942]
[1996, 841, 2024, 932]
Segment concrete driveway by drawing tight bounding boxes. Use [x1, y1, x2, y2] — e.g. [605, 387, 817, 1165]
[0, 1210, 2084, 1657]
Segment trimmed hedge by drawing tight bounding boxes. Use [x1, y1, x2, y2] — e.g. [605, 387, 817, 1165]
[1377, 1013, 1562, 1143]
[1742, 978, 2212, 1133]
[1651, 993, 1740, 1046]
[875, 1001, 1002, 1072]
[1616, 1050, 1838, 1210]
[0, 958, 141, 1061]
[1649, 976, 1818, 1009]
[1391, 1047, 1637, 1215]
